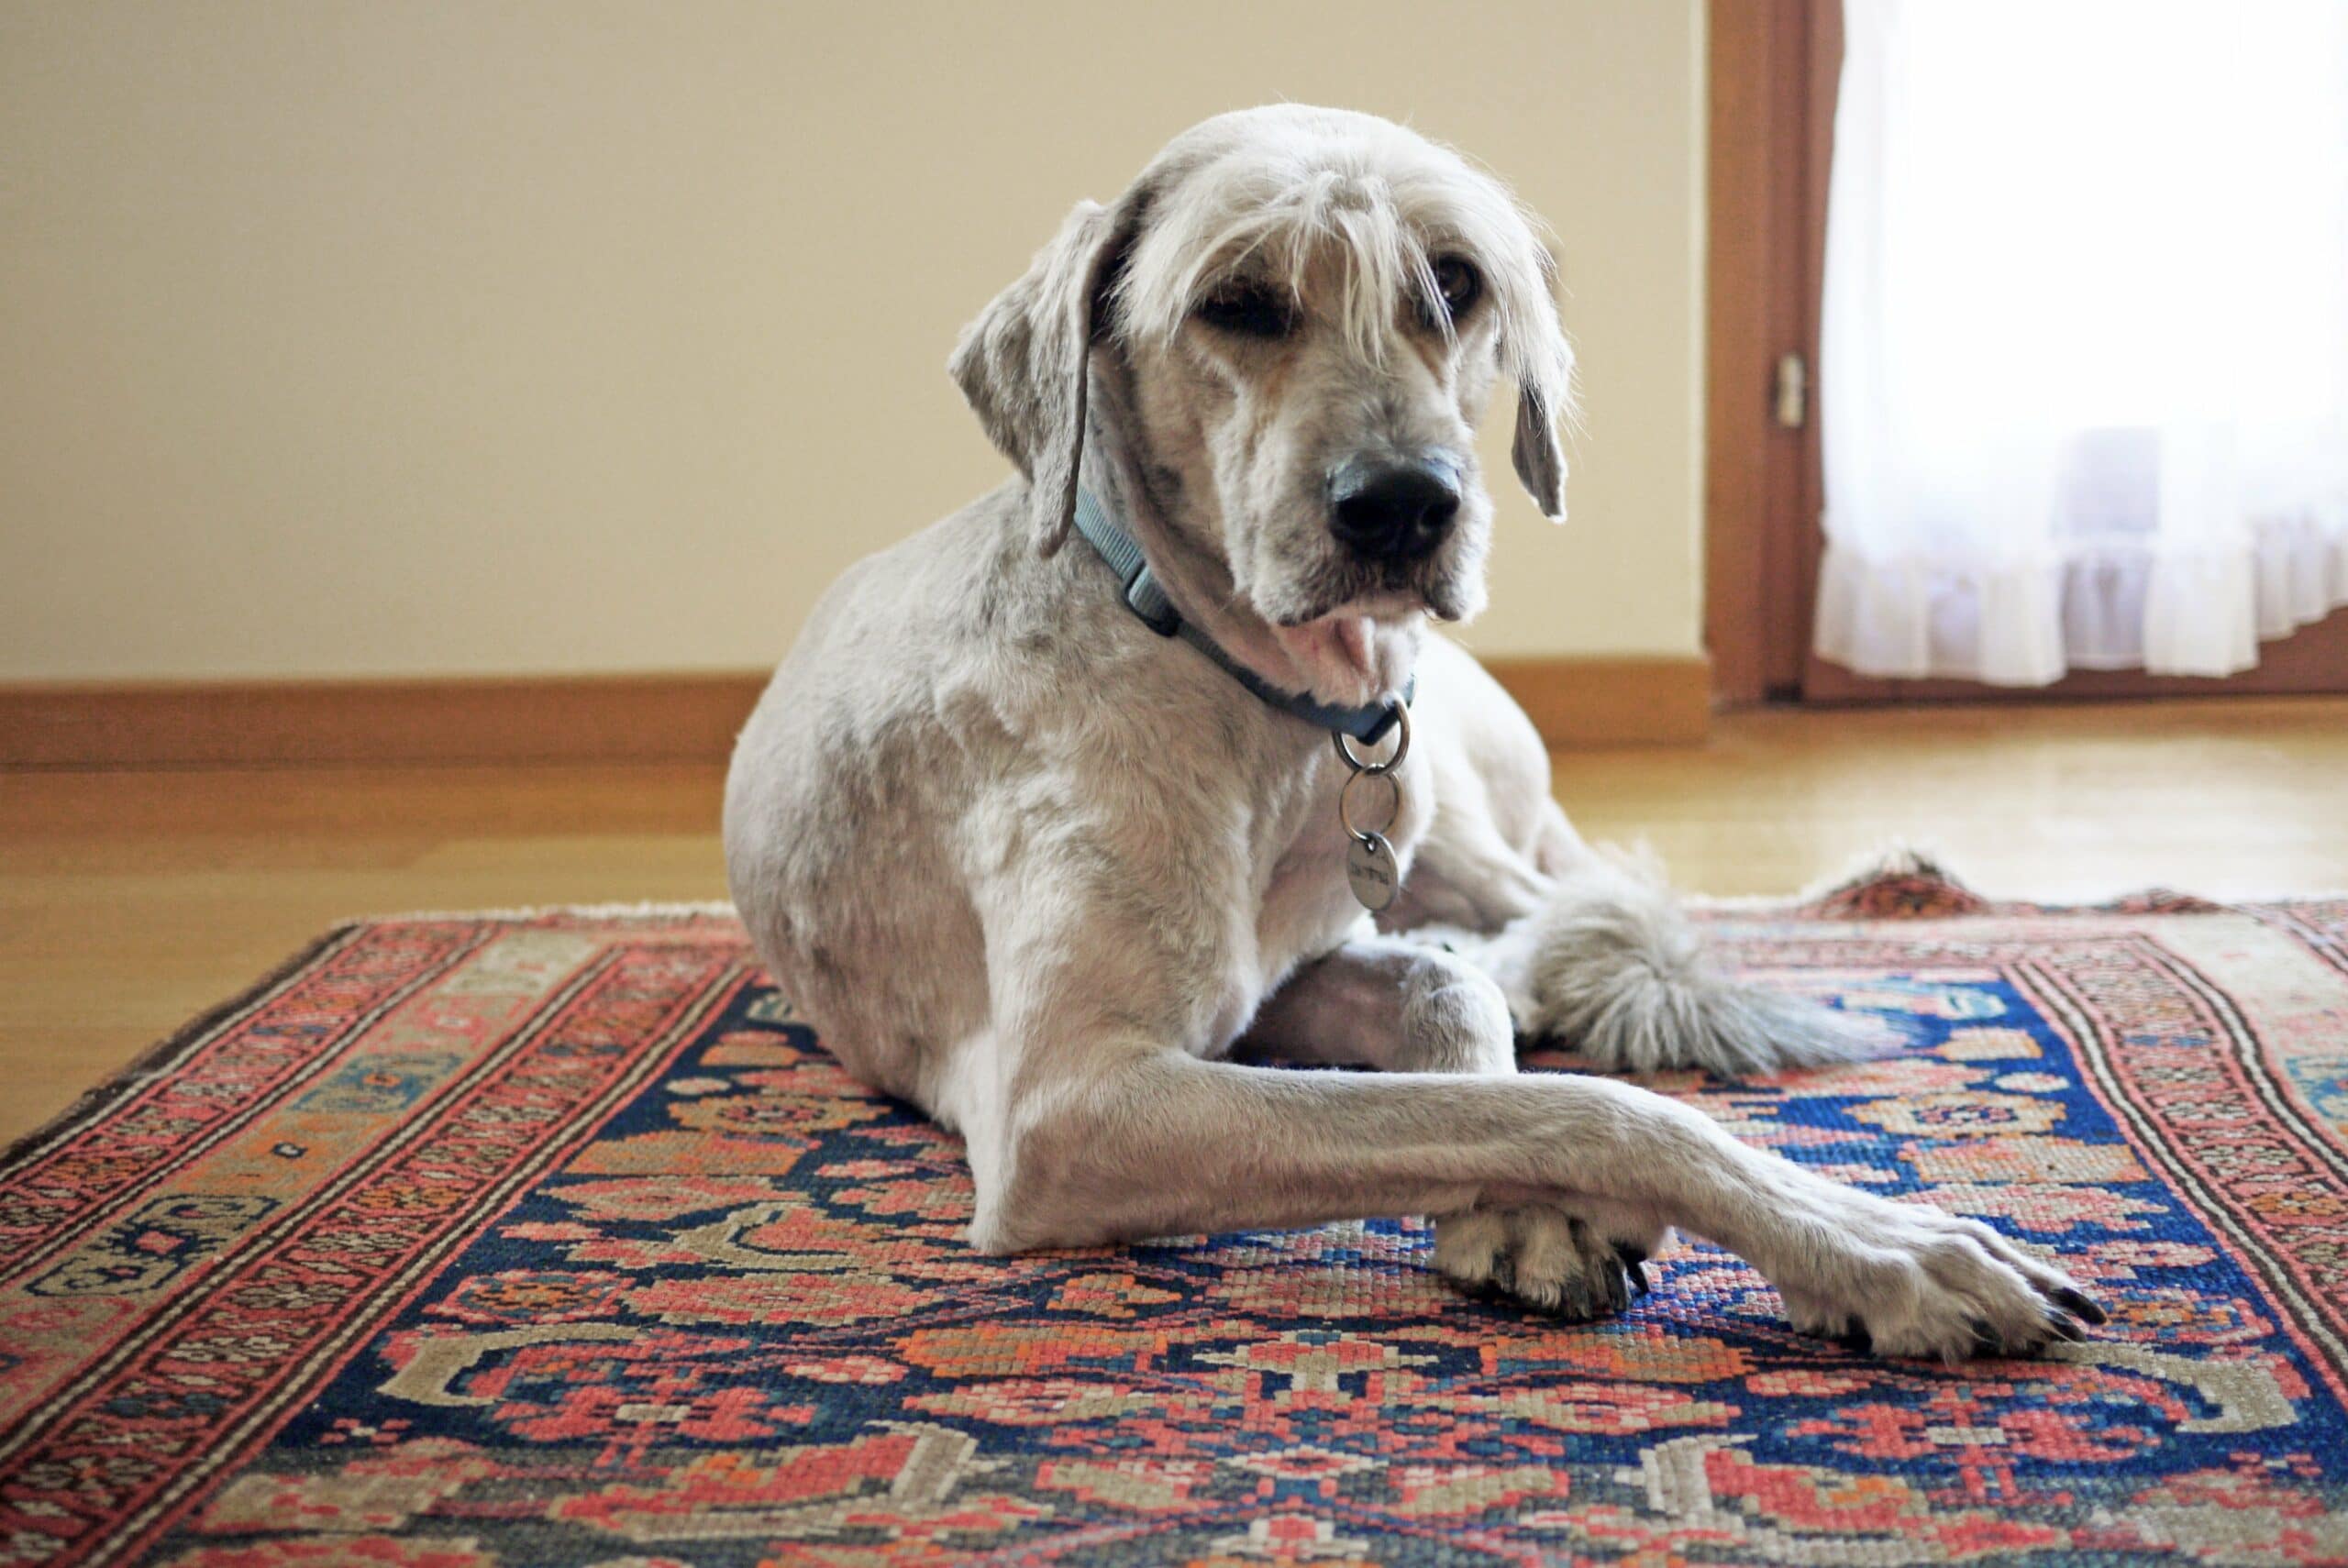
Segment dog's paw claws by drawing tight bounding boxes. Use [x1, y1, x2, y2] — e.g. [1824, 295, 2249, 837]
[1771, 1198, 2102, 1362]
[2052, 1286, 2107, 1326]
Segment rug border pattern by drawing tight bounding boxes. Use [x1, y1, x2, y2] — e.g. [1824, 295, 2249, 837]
[0, 936, 754, 1566]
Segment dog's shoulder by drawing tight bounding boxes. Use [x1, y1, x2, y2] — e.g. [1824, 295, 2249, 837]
[748, 480, 1213, 773]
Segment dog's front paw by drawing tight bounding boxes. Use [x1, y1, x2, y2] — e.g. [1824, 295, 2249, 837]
[1433, 1205, 1660, 1321]
[1767, 1192, 2105, 1362]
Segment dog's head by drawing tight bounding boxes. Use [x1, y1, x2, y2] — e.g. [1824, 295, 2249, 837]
[952, 105, 1573, 701]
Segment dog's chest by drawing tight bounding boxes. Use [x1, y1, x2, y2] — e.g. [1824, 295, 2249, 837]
[1247, 745, 1434, 977]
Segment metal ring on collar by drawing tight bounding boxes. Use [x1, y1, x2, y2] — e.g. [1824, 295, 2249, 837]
[1338, 768, 1401, 845]
[1333, 701, 1411, 775]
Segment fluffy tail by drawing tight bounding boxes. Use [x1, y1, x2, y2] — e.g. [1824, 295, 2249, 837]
[1481, 854, 1893, 1078]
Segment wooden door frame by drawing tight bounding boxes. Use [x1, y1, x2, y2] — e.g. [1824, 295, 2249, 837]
[1703, 0, 2348, 704]
[1704, 0, 1841, 705]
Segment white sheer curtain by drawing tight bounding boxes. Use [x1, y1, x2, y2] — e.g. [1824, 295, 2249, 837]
[1817, 1, 2348, 684]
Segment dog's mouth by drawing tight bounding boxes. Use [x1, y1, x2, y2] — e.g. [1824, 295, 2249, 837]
[1268, 603, 1421, 701]
[1275, 564, 1454, 624]
[1278, 580, 1459, 629]
[1243, 545, 1468, 701]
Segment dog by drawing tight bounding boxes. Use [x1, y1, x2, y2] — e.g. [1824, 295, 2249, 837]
[725, 105, 2100, 1358]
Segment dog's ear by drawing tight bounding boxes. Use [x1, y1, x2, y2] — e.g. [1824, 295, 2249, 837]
[1512, 383, 1568, 522]
[950, 191, 1144, 555]
[1509, 248, 1574, 523]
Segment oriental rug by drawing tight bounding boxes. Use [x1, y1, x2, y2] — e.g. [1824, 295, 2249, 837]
[4, 865, 2346, 1565]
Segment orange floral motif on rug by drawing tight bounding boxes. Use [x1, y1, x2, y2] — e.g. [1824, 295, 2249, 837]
[3, 867, 2346, 1565]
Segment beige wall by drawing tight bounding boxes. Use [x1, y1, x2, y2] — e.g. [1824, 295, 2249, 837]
[0, 2, 1707, 682]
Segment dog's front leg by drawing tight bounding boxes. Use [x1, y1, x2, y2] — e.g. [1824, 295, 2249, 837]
[980, 1036, 2099, 1361]
[1236, 938, 1660, 1319]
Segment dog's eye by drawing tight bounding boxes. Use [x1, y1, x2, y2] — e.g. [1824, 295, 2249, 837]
[1194, 283, 1297, 340]
[1428, 256, 1482, 324]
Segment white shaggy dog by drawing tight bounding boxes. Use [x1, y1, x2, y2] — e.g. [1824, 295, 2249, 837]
[725, 106, 2101, 1357]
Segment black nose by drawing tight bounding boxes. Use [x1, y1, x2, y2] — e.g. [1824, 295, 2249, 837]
[1327, 458, 1462, 561]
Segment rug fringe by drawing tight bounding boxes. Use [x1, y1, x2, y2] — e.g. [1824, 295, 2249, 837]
[0, 921, 371, 1176]
[1, 904, 739, 1178]
[346, 898, 738, 925]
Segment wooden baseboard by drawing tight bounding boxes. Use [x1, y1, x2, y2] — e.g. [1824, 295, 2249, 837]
[0, 656, 1710, 769]
[1482, 655, 1714, 746]
[0, 673, 773, 768]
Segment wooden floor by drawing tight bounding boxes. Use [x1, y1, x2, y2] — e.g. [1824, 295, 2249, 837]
[5, 696, 2345, 1149]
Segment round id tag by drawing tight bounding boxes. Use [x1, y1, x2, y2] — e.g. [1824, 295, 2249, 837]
[1346, 831, 1401, 911]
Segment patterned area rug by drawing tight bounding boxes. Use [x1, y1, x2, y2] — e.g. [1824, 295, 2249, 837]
[5, 867, 2347, 1567]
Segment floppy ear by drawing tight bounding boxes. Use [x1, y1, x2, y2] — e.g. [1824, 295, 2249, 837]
[1512, 385, 1568, 521]
[949, 193, 1143, 555]
[1509, 249, 1574, 523]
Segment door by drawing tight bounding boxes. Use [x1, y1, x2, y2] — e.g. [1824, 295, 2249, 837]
[1705, 0, 2348, 705]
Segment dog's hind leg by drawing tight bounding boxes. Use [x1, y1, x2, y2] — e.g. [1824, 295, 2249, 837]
[1236, 936, 1516, 1077]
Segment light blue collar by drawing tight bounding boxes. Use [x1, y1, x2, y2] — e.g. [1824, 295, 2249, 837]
[1072, 486, 1411, 745]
